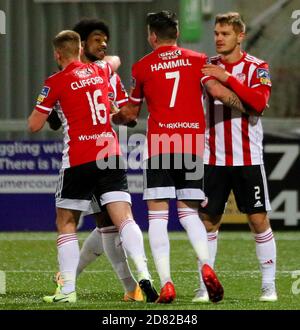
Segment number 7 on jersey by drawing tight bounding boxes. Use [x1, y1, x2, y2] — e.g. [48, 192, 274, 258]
[165, 71, 180, 108]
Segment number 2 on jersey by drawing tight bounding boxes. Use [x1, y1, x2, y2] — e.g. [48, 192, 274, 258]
[165, 71, 180, 108]
[86, 89, 107, 125]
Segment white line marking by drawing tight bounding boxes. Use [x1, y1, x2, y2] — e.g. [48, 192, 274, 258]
[3, 270, 297, 275]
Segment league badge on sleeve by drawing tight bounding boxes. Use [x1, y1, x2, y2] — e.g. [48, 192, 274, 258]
[257, 68, 271, 86]
[37, 86, 50, 104]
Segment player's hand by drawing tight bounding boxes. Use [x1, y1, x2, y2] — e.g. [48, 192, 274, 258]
[202, 64, 231, 83]
[47, 111, 62, 131]
[110, 102, 119, 114]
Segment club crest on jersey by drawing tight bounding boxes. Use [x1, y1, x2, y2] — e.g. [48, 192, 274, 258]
[158, 49, 181, 60]
[257, 68, 271, 85]
[75, 68, 93, 79]
[37, 86, 50, 104]
[235, 73, 246, 83]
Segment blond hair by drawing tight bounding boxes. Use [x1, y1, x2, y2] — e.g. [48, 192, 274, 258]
[215, 12, 246, 33]
[52, 30, 81, 58]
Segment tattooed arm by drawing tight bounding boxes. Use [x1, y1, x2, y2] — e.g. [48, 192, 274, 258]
[204, 79, 256, 115]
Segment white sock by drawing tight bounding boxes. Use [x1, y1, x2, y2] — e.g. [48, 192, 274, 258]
[101, 226, 137, 293]
[148, 210, 171, 287]
[57, 233, 79, 294]
[254, 228, 276, 287]
[198, 231, 219, 289]
[119, 219, 150, 281]
[76, 228, 103, 277]
[178, 208, 210, 263]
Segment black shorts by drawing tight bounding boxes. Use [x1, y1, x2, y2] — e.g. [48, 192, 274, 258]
[199, 164, 271, 215]
[55, 157, 130, 211]
[143, 153, 205, 201]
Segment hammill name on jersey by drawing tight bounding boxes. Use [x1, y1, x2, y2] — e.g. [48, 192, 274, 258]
[150, 59, 192, 72]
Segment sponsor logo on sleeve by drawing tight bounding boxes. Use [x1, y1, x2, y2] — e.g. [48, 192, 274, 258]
[37, 86, 50, 104]
[257, 68, 271, 85]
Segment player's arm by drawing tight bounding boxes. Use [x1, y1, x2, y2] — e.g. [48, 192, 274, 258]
[204, 79, 249, 114]
[28, 109, 49, 132]
[104, 55, 121, 72]
[29, 81, 59, 132]
[202, 64, 270, 115]
[112, 62, 143, 126]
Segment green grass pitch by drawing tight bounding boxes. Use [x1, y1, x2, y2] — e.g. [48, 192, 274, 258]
[0, 231, 299, 310]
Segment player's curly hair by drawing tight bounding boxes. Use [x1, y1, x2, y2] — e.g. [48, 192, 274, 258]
[215, 12, 246, 33]
[72, 18, 110, 41]
[146, 11, 178, 40]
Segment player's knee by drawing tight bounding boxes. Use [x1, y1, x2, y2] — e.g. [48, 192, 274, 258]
[199, 212, 221, 228]
[56, 209, 78, 232]
[202, 220, 217, 232]
[248, 212, 270, 232]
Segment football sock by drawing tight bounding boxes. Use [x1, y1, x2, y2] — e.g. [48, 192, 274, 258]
[76, 228, 103, 277]
[119, 219, 150, 281]
[101, 226, 137, 292]
[254, 228, 276, 286]
[148, 210, 171, 287]
[178, 208, 210, 263]
[197, 231, 218, 288]
[57, 233, 79, 294]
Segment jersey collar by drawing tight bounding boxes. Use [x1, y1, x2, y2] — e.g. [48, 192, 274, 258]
[219, 51, 247, 67]
[154, 45, 178, 53]
[64, 60, 83, 72]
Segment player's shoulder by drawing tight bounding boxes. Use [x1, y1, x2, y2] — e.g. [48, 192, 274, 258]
[44, 70, 62, 86]
[91, 61, 111, 79]
[134, 51, 155, 66]
[180, 47, 207, 59]
[244, 52, 268, 67]
[94, 60, 110, 70]
[131, 52, 155, 75]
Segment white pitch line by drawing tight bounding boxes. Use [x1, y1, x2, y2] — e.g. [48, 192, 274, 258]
[2, 270, 298, 274]
[0, 236, 299, 241]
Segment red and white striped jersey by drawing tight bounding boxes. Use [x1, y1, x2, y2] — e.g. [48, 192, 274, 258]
[204, 52, 271, 166]
[95, 61, 128, 108]
[109, 73, 128, 108]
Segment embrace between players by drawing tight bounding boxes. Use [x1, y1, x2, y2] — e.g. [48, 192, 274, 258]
[28, 11, 277, 304]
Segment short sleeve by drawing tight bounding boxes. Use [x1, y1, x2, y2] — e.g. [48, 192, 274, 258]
[35, 78, 59, 115]
[199, 54, 215, 86]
